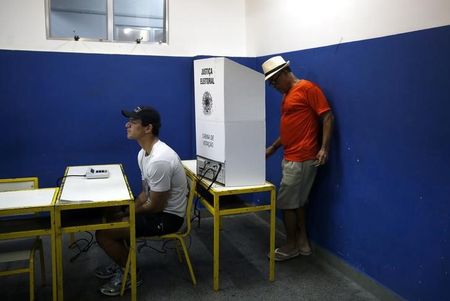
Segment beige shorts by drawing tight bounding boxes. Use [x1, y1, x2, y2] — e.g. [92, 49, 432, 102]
[277, 159, 318, 209]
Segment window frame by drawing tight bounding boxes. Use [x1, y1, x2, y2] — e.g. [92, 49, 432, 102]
[45, 0, 169, 44]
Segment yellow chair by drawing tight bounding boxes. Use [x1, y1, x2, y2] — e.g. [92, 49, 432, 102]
[0, 238, 44, 300]
[0, 177, 46, 301]
[121, 178, 198, 295]
[0, 177, 39, 192]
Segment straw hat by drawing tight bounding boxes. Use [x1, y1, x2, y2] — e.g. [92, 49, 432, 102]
[261, 56, 290, 80]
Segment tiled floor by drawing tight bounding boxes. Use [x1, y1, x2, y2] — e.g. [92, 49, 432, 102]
[1, 214, 382, 301]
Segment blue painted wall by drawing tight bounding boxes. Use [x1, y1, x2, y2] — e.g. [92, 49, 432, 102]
[0, 51, 257, 195]
[0, 51, 195, 193]
[1, 25, 449, 300]
[259, 25, 450, 300]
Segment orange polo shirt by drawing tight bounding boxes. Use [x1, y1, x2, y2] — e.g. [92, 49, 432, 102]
[280, 80, 331, 162]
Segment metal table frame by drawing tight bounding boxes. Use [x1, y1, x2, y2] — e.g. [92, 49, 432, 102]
[55, 164, 136, 300]
[0, 188, 59, 300]
[182, 160, 276, 291]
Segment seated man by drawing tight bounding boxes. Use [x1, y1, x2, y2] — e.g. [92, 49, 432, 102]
[95, 105, 187, 296]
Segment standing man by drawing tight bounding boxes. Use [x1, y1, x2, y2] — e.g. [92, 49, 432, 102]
[95, 105, 187, 296]
[262, 56, 334, 261]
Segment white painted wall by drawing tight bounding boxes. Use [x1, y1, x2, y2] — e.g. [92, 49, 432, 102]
[0, 0, 246, 57]
[0, 0, 449, 57]
[246, 0, 450, 56]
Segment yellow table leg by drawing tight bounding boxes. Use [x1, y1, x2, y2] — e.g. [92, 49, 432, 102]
[269, 188, 276, 281]
[129, 202, 137, 301]
[50, 207, 58, 301]
[55, 207, 64, 301]
[30, 250, 35, 301]
[213, 194, 220, 291]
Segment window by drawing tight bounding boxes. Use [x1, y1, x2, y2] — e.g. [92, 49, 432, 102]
[46, 0, 168, 43]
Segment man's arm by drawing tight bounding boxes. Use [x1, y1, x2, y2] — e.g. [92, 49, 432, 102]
[119, 189, 169, 218]
[315, 110, 334, 165]
[136, 190, 169, 214]
[133, 160, 172, 214]
[134, 191, 147, 213]
[115, 191, 145, 220]
[134, 181, 150, 213]
[266, 137, 281, 158]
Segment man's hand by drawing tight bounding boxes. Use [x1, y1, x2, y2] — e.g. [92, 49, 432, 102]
[266, 137, 281, 159]
[266, 145, 277, 158]
[106, 206, 129, 222]
[315, 147, 329, 166]
[315, 111, 334, 166]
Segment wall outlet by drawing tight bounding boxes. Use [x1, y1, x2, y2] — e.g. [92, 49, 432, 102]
[85, 168, 110, 179]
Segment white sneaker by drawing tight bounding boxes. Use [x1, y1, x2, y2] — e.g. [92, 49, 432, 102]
[99, 269, 143, 297]
[94, 263, 120, 279]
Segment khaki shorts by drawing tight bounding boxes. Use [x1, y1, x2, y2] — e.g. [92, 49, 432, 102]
[277, 159, 318, 209]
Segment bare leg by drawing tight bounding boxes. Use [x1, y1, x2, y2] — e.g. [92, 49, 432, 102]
[296, 206, 311, 254]
[279, 209, 300, 253]
[96, 225, 130, 268]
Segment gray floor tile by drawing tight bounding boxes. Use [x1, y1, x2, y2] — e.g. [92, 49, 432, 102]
[0, 214, 380, 301]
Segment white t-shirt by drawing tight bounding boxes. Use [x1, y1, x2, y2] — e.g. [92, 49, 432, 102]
[137, 140, 187, 217]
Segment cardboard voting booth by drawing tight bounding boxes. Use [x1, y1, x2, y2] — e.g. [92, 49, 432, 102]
[194, 57, 265, 186]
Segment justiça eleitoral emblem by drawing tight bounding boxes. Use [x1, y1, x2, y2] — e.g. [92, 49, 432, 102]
[202, 91, 213, 115]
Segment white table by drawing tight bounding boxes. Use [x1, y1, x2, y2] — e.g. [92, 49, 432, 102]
[55, 164, 136, 300]
[0, 188, 59, 301]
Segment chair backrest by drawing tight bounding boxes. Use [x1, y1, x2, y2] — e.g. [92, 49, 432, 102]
[181, 177, 197, 236]
[0, 177, 39, 192]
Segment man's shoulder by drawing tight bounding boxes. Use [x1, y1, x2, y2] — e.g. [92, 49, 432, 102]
[149, 141, 183, 169]
[296, 79, 317, 90]
[153, 141, 179, 159]
[290, 80, 325, 98]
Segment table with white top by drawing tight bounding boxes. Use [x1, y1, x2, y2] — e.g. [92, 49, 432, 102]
[0, 187, 59, 301]
[55, 164, 136, 300]
[182, 160, 276, 291]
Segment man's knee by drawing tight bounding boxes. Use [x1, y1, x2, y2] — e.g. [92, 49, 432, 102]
[96, 228, 129, 243]
[96, 229, 113, 246]
[96, 230, 105, 245]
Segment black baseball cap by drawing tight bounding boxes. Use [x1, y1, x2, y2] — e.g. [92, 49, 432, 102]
[121, 105, 161, 130]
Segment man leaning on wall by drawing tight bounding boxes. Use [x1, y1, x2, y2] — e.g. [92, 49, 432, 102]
[263, 56, 334, 261]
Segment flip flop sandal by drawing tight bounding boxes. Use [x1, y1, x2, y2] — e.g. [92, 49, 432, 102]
[299, 249, 312, 256]
[272, 248, 301, 261]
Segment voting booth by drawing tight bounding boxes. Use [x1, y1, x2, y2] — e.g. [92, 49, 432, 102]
[194, 57, 265, 186]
